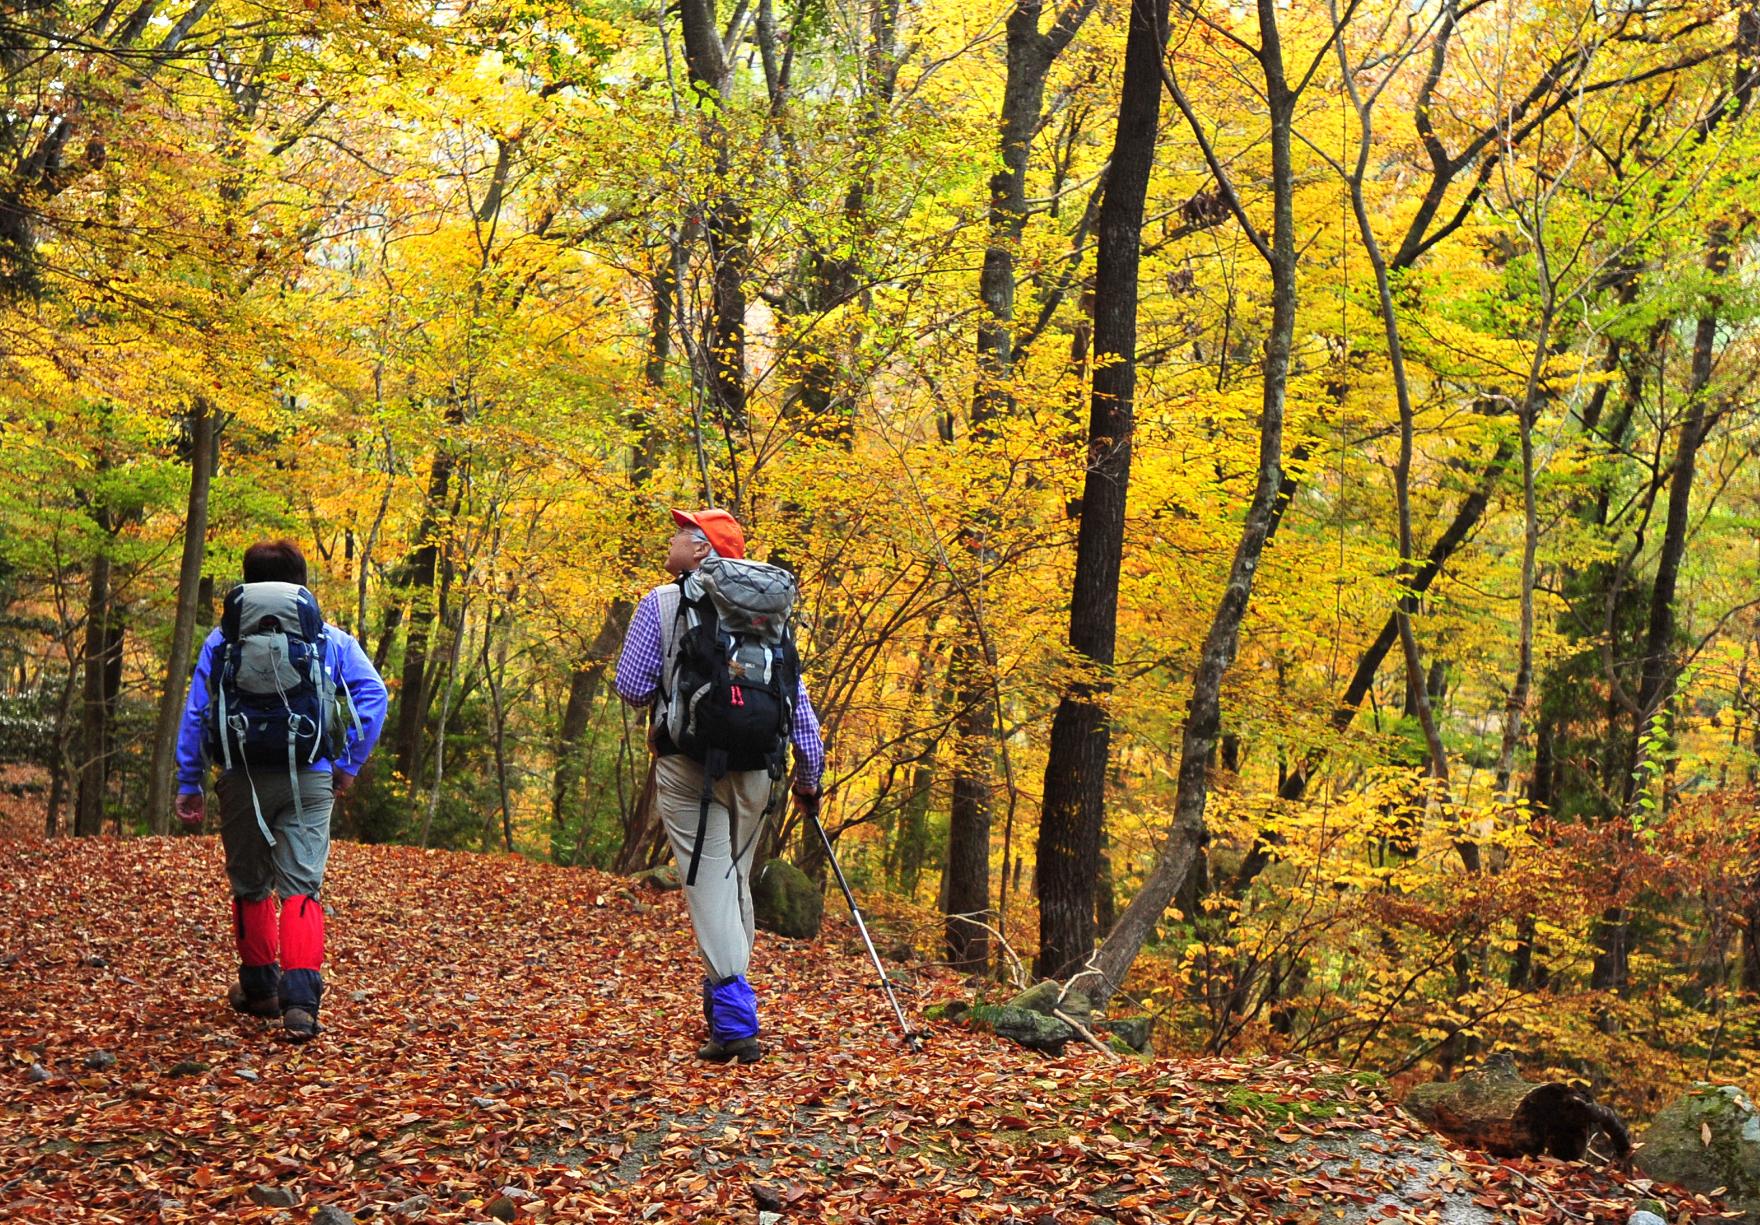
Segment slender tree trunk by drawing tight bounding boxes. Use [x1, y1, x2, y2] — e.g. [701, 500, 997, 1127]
[146, 399, 217, 834]
[1333, 47, 1474, 869]
[1034, 0, 1170, 980]
[1233, 440, 1510, 892]
[944, 651, 995, 970]
[1597, 5, 1757, 995]
[678, 0, 748, 441]
[974, 0, 1097, 419]
[391, 412, 460, 780]
[1083, 0, 1294, 1007]
[75, 539, 114, 837]
[557, 602, 632, 844]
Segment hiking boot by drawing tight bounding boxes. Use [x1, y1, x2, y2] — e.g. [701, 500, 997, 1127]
[281, 1007, 322, 1043]
[696, 1036, 762, 1064]
[227, 983, 280, 1019]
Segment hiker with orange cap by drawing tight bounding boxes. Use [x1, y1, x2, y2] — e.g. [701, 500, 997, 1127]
[614, 508, 824, 1064]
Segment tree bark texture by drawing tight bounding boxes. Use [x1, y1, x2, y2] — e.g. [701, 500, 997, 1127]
[146, 399, 217, 834]
[1034, 0, 1170, 981]
[1083, 0, 1292, 1006]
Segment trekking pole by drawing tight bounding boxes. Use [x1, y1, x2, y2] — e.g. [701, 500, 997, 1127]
[806, 801, 923, 1052]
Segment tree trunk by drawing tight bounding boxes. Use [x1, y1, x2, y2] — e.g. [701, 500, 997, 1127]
[556, 601, 632, 840]
[973, 0, 1097, 420]
[678, 0, 748, 442]
[944, 650, 995, 972]
[1233, 441, 1510, 893]
[1034, 0, 1170, 981]
[391, 415, 460, 780]
[1599, 5, 1758, 990]
[75, 540, 114, 837]
[146, 399, 217, 834]
[1082, 0, 1293, 1007]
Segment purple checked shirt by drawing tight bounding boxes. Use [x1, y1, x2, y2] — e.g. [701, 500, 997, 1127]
[615, 585, 825, 789]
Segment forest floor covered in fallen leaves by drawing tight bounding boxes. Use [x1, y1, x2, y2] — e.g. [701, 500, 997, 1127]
[0, 834, 1730, 1223]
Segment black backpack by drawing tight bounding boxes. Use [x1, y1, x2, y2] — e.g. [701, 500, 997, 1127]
[206, 582, 344, 844]
[660, 558, 799, 883]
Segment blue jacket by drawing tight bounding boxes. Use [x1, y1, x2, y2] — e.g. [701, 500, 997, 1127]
[175, 624, 389, 795]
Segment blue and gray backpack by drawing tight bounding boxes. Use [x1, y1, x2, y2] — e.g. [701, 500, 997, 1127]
[205, 582, 359, 844]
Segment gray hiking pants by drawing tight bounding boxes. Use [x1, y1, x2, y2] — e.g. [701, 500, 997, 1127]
[216, 767, 334, 900]
[655, 755, 774, 981]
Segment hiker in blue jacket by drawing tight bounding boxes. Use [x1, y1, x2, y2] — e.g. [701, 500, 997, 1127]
[173, 540, 387, 1041]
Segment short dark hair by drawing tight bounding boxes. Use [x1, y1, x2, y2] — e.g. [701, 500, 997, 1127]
[242, 539, 308, 586]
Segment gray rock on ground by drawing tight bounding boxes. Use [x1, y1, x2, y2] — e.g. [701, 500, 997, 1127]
[751, 859, 823, 939]
[1638, 1084, 1760, 1222]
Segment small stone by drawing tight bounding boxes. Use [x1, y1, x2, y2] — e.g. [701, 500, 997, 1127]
[167, 1060, 209, 1077]
[390, 1194, 433, 1217]
[26, 1063, 49, 1083]
[323, 904, 335, 917]
[472, 1096, 497, 1109]
[248, 1185, 301, 1208]
[156, 1199, 185, 1212]
[462, 993, 478, 1003]
[1627, 1213, 1666, 1225]
[351, 991, 370, 1003]
[236, 1068, 260, 1082]
[484, 1196, 517, 1222]
[497, 1187, 537, 1202]
[313, 1206, 354, 1225]
[81, 955, 107, 968]
[84, 1050, 116, 1071]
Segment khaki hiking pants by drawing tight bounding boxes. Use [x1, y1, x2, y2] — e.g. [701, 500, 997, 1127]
[655, 755, 774, 981]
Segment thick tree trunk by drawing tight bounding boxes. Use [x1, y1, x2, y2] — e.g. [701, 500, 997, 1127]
[1082, 0, 1292, 1007]
[146, 399, 217, 834]
[1034, 0, 1169, 981]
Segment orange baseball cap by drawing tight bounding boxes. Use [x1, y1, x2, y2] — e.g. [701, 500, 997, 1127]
[671, 508, 746, 560]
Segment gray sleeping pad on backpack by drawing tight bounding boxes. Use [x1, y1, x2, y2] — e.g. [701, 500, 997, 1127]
[233, 583, 311, 696]
[696, 558, 797, 645]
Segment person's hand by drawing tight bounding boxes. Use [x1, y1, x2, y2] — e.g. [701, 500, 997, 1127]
[332, 769, 356, 796]
[791, 783, 822, 821]
[175, 792, 205, 831]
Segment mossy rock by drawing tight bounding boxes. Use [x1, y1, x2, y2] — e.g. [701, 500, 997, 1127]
[1638, 1084, 1760, 1222]
[1098, 1016, 1152, 1054]
[751, 859, 822, 939]
[630, 863, 681, 892]
[923, 1000, 970, 1023]
[1007, 980, 1094, 1028]
[963, 1003, 1074, 1055]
